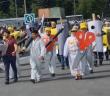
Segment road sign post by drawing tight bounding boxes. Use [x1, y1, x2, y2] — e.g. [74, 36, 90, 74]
[24, 13, 35, 24]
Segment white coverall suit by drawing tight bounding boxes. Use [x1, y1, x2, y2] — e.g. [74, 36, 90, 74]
[64, 35, 84, 77]
[30, 37, 46, 81]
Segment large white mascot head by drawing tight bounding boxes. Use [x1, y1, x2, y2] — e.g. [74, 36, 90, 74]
[88, 13, 103, 34]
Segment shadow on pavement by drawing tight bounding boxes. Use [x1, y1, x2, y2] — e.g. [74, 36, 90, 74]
[84, 74, 110, 80]
[94, 69, 110, 73]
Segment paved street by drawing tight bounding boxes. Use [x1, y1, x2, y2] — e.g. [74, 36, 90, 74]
[0, 57, 110, 96]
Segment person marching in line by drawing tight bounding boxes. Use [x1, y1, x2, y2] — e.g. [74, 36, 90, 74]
[0, 34, 7, 73]
[50, 22, 62, 67]
[7, 27, 21, 79]
[102, 21, 110, 60]
[29, 30, 46, 84]
[42, 27, 56, 77]
[64, 26, 84, 80]
[3, 30, 18, 85]
[88, 13, 103, 67]
[57, 21, 70, 70]
[78, 22, 94, 73]
[50, 21, 69, 70]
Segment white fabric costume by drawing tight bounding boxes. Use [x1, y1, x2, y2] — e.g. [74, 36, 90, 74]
[64, 35, 85, 77]
[30, 37, 46, 81]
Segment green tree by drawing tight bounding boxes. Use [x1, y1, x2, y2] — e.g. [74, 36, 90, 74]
[9, 0, 16, 18]
[76, 0, 108, 18]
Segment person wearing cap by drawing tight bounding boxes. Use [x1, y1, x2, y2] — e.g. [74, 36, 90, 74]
[43, 27, 56, 77]
[77, 22, 94, 74]
[64, 26, 84, 80]
[7, 26, 14, 33]
[50, 22, 58, 36]
[29, 30, 46, 84]
[40, 27, 56, 77]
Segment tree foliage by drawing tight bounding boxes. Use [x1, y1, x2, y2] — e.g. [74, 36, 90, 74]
[0, 0, 109, 19]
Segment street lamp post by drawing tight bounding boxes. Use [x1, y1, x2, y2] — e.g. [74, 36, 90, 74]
[74, 0, 76, 15]
[24, 0, 27, 14]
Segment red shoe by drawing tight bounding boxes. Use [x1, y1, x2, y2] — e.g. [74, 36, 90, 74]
[75, 74, 82, 80]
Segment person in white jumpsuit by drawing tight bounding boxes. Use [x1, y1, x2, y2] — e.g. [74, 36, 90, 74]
[64, 26, 84, 80]
[30, 30, 46, 84]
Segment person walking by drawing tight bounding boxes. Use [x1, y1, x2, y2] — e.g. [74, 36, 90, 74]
[3, 30, 18, 85]
[30, 30, 46, 84]
[64, 26, 84, 80]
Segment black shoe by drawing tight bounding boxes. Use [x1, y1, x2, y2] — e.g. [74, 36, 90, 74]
[0, 68, 4, 73]
[66, 65, 70, 69]
[13, 79, 18, 83]
[99, 62, 103, 65]
[90, 70, 94, 73]
[30, 79, 36, 84]
[51, 73, 55, 77]
[94, 64, 98, 67]
[5, 81, 9, 85]
[61, 65, 65, 70]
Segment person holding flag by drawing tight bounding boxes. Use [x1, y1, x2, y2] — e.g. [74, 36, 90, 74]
[67, 21, 96, 80]
[42, 27, 56, 77]
[77, 22, 95, 74]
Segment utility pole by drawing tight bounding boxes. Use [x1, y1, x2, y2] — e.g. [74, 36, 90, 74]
[24, 0, 27, 14]
[74, 0, 76, 15]
[15, 0, 18, 18]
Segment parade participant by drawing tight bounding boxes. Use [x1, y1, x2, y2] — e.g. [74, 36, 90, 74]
[19, 26, 27, 47]
[88, 13, 103, 66]
[102, 21, 110, 60]
[64, 26, 84, 80]
[78, 22, 95, 73]
[57, 21, 69, 70]
[51, 21, 69, 70]
[3, 30, 18, 85]
[30, 30, 46, 84]
[7, 26, 14, 33]
[10, 28, 20, 40]
[9, 37, 21, 79]
[50, 22, 60, 64]
[51, 21, 58, 37]
[0, 34, 7, 72]
[0, 34, 4, 58]
[44, 27, 56, 77]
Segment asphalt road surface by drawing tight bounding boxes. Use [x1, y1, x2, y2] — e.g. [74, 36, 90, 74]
[0, 56, 110, 96]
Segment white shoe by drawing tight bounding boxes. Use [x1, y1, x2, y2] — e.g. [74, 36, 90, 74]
[37, 78, 41, 83]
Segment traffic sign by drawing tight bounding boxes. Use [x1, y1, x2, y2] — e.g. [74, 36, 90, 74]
[24, 13, 35, 24]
